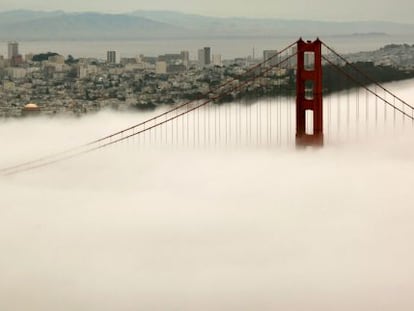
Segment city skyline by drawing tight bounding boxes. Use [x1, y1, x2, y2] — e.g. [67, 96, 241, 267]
[1, 1, 414, 23]
[1, 2, 414, 308]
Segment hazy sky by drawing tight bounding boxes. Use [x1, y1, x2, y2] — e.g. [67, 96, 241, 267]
[1, 0, 414, 22]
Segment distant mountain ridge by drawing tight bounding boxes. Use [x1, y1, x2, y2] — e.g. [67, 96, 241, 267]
[131, 10, 414, 37]
[0, 10, 187, 40]
[0, 10, 413, 40]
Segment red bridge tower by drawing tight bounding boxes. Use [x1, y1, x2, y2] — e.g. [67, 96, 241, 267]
[296, 38, 324, 146]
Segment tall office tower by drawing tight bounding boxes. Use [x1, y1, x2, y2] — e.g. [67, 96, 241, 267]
[198, 49, 205, 67]
[198, 47, 211, 67]
[180, 50, 190, 67]
[203, 47, 211, 65]
[263, 50, 279, 67]
[107, 51, 116, 64]
[8, 41, 19, 60]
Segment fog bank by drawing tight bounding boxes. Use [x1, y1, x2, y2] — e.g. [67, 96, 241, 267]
[1, 81, 414, 310]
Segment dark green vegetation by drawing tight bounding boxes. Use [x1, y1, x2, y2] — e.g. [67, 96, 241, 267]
[65, 55, 79, 65]
[212, 62, 414, 105]
[322, 62, 414, 93]
[32, 52, 59, 62]
[132, 102, 158, 111]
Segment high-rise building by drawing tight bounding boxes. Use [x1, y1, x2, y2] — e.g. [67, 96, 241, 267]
[8, 41, 19, 60]
[181, 51, 190, 67]
[212, 54, 222, 67]
[263, 50, 279, 67]
[107, 51, 116, 64]
[198, 49, 205, 67]
[204, 47, 211, 65]
[198, 47, 211, 67]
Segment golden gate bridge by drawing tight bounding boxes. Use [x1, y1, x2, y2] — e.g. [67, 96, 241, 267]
[1, 38, 414, 176]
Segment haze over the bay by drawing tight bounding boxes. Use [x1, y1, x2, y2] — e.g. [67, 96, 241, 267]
[1, 0, 414, 22]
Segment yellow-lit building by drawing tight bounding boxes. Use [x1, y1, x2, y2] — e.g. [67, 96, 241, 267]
[22, 103, 41, 116]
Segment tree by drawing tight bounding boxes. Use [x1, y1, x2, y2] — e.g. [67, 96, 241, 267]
[32, 52, 59, 62]
[66, 54, 78, 65]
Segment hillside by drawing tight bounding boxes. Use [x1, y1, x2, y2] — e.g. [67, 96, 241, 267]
[0, 11, 186, 40]
[132, 10, 414, 37]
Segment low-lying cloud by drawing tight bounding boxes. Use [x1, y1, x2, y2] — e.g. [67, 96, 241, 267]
[1, 80, 414, 311]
